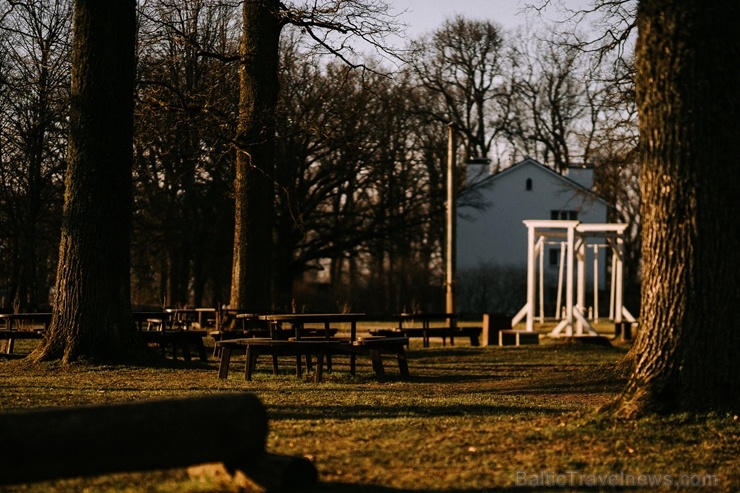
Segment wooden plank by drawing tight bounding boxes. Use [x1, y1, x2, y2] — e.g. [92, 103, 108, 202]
[0, 330, 44, 354]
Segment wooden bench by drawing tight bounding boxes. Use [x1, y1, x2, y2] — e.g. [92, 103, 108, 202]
[0, 312, 50, 354]
[455, 327, 482, 346]
[0, 330, 44, 355]
[210, 326, 340, 358]
[216, 338, 342, 383]
[370, 327, 482, 347]
[216, 335, 411, 382]
[346, 336, 410, 378]
[139, 330, 208, 362]
[614, 321, 635, 341]
[498, 329, 540, 346]
[211, 329, 267, 357]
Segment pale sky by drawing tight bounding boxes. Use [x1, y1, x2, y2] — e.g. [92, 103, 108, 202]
[388, 0, 534, 38]
[386, 0, 592, 40]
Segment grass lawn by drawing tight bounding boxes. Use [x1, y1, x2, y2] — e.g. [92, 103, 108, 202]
[0, 327, 738, 492]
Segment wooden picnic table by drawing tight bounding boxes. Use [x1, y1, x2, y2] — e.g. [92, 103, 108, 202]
[257, 313, 363, 341]
[215, 313, 410, 382]
[164, 307, 216, 330]
[0, 312, 52, 331]
[0, 313, 50, 354]
[0, 311, 211, 360]
[259, 313, 363, 374]
[133, 310, 209, 362]
[382, 313, 482, 347]
[216, 335, 410, 383]
[397, 312, 458, 348]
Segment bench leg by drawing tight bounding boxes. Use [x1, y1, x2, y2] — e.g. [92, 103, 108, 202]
[195, 338, 207, 361]
[245, 346, 257, 381]
[369, 349, 385, 378]
[272, 354, 279, 375]
[180, 340, 192, 362]
[212, 335, 221, 358]
[314, 352, 325, 383]
[396, 346, 410, 377]
[218, 346, 233, 380]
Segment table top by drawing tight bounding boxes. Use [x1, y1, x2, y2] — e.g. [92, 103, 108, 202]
[165, 308, 216, 315]
[225, 337, 346, 346]
[257, 313, 365, 322]
[0, 312, 52, 320]
[257, 313, 365, 341]
[398, 313, 457, 320]
[132, 310, 166, 317]
[235, 313, 260, 319]
[0, 312, 52, 331]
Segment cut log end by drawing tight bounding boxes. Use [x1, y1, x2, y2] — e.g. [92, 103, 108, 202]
[188, 453, 319, 491]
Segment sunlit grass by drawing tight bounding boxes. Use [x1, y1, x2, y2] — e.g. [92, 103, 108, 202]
[1, 333, 737, 492]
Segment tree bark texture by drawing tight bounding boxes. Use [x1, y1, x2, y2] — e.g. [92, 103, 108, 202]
[614, 0, 740, 416]
[31, 0, 140, 363]
[230, 1, 281, 312]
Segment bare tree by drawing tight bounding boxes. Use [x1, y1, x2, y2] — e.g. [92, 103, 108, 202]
[409, 16, 510, 169]
[507, 30, 589, 172]
[0, 0, 71, 310]
[31, 0, 143, 363]
[133, 0, 240, 307]
[229, 0, 400, 312]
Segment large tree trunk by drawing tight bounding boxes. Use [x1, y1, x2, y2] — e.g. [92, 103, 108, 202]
[31, 0, 143, 363]
[230, 0, 281, 312]
[612, 0, 740, 416]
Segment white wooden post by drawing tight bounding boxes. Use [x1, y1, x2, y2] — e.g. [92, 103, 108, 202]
[593, 244, 600, 323]
[525, 223, 536, 331]
[576, 237, 586, 335]
[610, 241, 617, 320]
[614, 235, 624, 324]
[537, 236, 545, 324]
[564, 224, 575, 335]
[555, 241, 565, 319]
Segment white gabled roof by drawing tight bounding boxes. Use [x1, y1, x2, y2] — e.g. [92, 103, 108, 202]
[477, 157, 608, 207]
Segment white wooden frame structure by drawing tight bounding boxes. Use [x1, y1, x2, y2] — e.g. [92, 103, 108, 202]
[511, 220, 636, 337]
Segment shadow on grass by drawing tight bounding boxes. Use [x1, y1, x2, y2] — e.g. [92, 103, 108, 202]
[268, 402, 568, 420]
[306, 482, 645, 492]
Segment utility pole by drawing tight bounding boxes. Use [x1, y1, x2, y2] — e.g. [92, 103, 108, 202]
[445, 123, 456, 314]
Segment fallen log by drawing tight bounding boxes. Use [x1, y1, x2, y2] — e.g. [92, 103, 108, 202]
[0, 393, 270, 485]
[189, 453, 319, 491]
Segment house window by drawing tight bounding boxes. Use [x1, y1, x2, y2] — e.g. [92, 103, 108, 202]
[526, 178, 532, 191]
[550, 210, 578, 221]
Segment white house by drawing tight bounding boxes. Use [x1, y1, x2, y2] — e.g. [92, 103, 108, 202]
[456, 157, 610, 315]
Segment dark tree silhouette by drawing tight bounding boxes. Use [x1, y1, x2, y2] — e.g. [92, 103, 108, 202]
[611, 0, 740, 416]
[31, 0, 144, 363]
